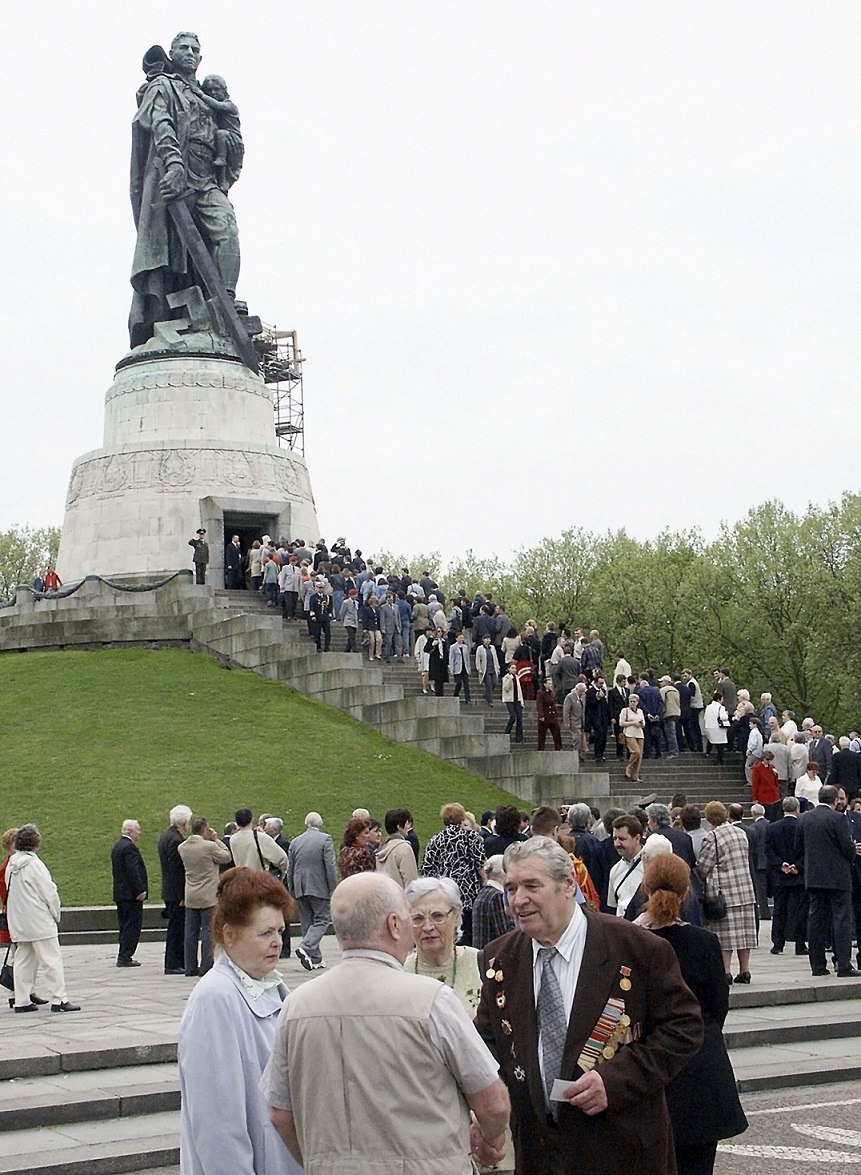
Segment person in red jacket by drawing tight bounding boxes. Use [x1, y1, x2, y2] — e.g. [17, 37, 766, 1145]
[43, 568, 63, 592]
[751, 749, 782, 821]
[536, 678, 562, 751]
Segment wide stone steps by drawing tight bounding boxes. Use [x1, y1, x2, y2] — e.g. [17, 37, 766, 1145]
[0, 1109, 180, 1175]
[3, 939, 861, 1172]
[727, 965, 861, 1091]
[198, 593, 756, 813]
[0, 1063, 179, 1133]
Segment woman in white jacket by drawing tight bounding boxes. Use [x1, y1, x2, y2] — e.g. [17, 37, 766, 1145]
[6, 825, 80, 1013]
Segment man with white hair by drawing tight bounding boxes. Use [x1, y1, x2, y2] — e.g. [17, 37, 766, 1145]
[268, 873, 510, 1170]
[287, 812, 338, 971]
[158, 805, 192, 975]
[831, 736, 861, 800]
[645, 803, 696, 868]
[745, 804, 771, 922]
[111, 820, 148, 968]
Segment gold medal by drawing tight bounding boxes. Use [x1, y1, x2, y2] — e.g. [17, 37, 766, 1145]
[495, 970, 504, 982]
[486, 968, 496, 979]
[620, 1014, 631, 1027]
[602, 1045, 616, 1059]
[619, 977, 631, 991]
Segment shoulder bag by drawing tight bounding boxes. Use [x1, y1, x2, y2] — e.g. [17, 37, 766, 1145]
[0, 872, 10, 934]
[701, 831, 728, 920]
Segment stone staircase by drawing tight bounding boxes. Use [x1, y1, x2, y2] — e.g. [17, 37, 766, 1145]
[0, 574, 750, 813]
[190, 595, 589, 808]
[191, 591, 751, 813]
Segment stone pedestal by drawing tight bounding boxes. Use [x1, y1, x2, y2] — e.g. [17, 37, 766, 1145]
[57, 354, 318, 583]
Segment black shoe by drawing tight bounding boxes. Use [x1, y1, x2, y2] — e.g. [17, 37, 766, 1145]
[51, 1001, 81, 1012]
[725, 973, 733, 985]
[769, 947, 783, 955]
[795, 945, 808, 955]
[837, 967, 861, 978]
[164, 968, 185, 975]
[734, 972, 751, 984]
[14, 1003, 38, 1013]
[811, 968, 831, 976]
[117, 958, 141, 968]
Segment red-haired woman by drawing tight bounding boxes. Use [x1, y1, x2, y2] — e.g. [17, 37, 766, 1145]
[178, 867, 300, 1175]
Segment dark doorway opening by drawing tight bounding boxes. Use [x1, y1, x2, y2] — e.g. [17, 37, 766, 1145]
[222, 512, 278, 588]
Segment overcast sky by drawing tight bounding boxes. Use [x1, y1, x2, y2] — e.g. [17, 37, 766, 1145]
[4, 2, 861, 564]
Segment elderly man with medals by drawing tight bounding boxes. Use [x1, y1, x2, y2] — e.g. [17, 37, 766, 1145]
[475, 836, 703, 1175]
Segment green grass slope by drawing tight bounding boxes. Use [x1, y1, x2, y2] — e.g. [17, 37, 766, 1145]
[1, 648, 520, 905]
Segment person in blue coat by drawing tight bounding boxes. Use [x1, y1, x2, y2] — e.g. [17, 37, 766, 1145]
[178, 868, 301, 1175]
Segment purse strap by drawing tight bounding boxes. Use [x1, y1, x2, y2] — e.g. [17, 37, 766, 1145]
[252, 830, 267, 871]
[711, 831, 722, 893]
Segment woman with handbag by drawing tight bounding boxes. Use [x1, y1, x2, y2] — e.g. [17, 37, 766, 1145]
[696, 801, 757, 985]
[704, 691, 731, 764]
[0, 827, 48, 1010]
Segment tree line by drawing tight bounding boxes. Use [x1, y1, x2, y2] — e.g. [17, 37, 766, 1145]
[379, 493, 861, 732]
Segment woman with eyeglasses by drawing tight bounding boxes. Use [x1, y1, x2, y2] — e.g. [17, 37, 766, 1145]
[404, 877, 481, 1014]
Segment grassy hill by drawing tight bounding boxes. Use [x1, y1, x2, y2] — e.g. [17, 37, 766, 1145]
[1, 648, 520, 905]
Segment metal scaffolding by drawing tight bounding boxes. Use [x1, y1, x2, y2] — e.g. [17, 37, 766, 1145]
[253, 324, 305, 453]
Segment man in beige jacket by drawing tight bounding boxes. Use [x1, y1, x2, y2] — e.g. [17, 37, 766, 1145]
[268, 873, 509, 1171]
[177, 817, 232, 976]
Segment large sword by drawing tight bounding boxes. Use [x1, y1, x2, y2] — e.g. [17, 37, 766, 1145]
[162, 189, 260, 374]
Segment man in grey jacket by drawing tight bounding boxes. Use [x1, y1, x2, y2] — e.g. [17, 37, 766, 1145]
[287, 812, 338, 971]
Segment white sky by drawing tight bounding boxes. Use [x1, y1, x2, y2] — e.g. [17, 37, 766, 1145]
[4, 2, 861, 563]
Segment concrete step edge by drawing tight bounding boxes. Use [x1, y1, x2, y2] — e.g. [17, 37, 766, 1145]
[0, 1081, 180, 1133]
[733, 1056, 861, 1093]
[0, 1137, 179, 1175]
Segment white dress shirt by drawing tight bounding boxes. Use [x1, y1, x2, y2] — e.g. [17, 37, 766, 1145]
[531, 904, 588, 1094]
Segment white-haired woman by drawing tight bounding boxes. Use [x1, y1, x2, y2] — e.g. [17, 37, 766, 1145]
[471, 856, 515, 951]
[405, 877, 481, 1014]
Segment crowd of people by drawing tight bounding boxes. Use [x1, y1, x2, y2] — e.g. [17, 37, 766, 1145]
[217, 540, 860, 798]
[9, 777, 861, 1174]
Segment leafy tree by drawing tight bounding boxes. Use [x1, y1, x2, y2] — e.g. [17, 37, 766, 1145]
[0, 525, 61, 600]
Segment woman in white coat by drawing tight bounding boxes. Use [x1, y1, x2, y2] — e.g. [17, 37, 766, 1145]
[704, 691, 731, 764]
[6, 824, 80, 1013]
[178, 867, 301, 1175]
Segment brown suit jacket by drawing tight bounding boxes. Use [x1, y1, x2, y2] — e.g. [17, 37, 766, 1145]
[475, 909, 703, 1175]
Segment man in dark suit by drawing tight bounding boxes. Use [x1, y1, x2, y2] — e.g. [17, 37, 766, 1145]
[645, 803, 696, 869]
[807, 726, 832, 783]
[831, 738, 861, 800]
[608, 675, 630, 759]
[111, 819, 148, 967]
[795, 785, 859, 977]
[836, 787, 861, 971]
[745, 804, 771, 921]
[765, 797, 808, 954]
[224, 534, 243, 589]
[158, 805, 191, 975]
[475, 837, 703, 1175]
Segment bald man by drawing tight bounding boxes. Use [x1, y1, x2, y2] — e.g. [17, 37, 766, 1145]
[268, 873, 509, 1171]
